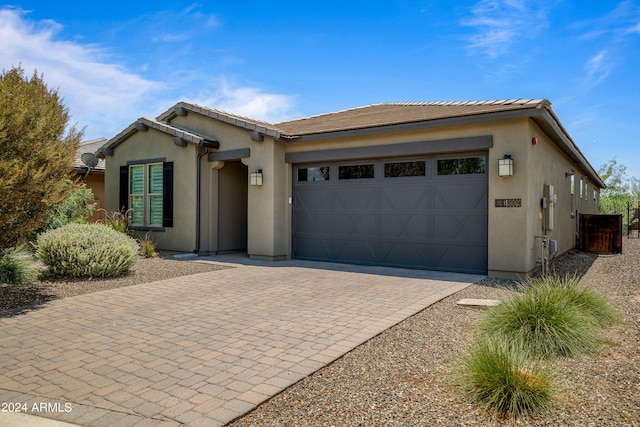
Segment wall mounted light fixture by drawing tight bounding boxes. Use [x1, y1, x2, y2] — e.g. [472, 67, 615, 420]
[250, 169, 263, 186]
[498, 154, 514, 177]
[565, 169, 575, 177]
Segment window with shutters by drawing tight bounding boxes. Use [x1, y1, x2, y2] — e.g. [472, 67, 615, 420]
[129, 163, 163, 227]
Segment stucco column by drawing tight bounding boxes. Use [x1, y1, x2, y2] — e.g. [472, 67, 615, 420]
[244, 139, 289, 260]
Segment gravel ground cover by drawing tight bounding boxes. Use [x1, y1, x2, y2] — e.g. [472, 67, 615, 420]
[0, 252, 230, 313]
[229, 240, 640, 427]
[1, 242, 638, 426]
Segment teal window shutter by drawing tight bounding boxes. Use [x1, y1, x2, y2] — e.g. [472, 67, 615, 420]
[129, 165, 144, 225]
[148, 164, 163, 226]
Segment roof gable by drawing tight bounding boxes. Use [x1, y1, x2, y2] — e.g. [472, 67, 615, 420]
[158, 102, 281, 139]
[98, 117, 219, 156]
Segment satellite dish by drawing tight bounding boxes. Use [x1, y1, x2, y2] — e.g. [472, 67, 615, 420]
[81, 152, 99, 168]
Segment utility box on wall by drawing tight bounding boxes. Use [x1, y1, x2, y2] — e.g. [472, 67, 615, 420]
[579, 214, 622, 254]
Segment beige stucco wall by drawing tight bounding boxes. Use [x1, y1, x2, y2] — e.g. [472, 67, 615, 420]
[482, 118, 599, 278]
[105, 108, 600, 277]
[168, 113, 290, 259]
[104, 129, 199, 252]
[282, 117, 599, 278]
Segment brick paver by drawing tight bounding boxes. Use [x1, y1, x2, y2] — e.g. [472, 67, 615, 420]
[0, 258, 481, 426]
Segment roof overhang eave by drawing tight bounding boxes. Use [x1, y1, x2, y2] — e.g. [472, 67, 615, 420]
[279, 109, 542, 142]
[97, 118, 220, 158]
[159, 102, 282, 140]
[529, 109, 604, 188]
[281, 107, 604, 188]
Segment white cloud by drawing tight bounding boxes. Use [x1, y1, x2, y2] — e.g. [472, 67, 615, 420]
[462, 0, 550, 58]
[0, 8, 163, 139]
[585, 50, 611, 85]
[576, 1, 640, 39]
[191, 80, 299, 124]
[0, 7, 299, 139]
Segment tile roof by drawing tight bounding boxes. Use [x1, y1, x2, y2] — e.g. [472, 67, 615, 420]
[275, 99, 548, 137]
[159, 102, 281, 139]
[99, 117, 219, 155]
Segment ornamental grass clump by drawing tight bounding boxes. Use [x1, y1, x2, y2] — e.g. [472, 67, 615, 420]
[139, 231, 157, 258]
[477, 275, 614, 359]
[457, 337, 558, 419]
[536, 274, 619, 328]
[36, 223, 139, 278]
[0, 244, 39, 284]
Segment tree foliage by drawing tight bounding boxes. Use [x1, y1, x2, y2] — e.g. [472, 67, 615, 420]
[0, 66, 82, 249]
[599, 159, 630, 198]
[598, 159, 639, 231]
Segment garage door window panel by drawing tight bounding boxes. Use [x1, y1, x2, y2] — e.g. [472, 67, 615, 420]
[437, 157, 486, 175]
[384, 161, 426, 178]
[298, 166, 330, 182]
[338, 164, 374, 180]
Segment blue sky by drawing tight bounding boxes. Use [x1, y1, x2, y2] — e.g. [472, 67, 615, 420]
[1, 1, 639, 179]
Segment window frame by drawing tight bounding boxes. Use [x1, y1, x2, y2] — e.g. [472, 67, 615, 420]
[121, 158, 171, 230]
[128, 162, 164, 228]
[570, 174, 576, 216]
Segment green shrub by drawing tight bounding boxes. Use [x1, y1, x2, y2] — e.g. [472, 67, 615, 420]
[35, 223, 139, 278]
[40, 182, 96, 232]
[97, 208, 132, 234]
[139, 231, 157, 258]
[457, 337, 558, 418]
[478, 276, 604, 359]
[0, 244, 39, 284]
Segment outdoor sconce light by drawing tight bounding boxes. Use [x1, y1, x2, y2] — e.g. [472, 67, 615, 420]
[250, 169, 263, 186]
[498, 155, 514, 177]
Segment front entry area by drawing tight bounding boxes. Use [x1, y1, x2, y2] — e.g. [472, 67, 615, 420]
[292, 154, 488, 274]
[217, 160, 248, 253]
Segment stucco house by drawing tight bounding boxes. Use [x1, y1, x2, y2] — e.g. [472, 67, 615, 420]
[98, 99, 604, 278]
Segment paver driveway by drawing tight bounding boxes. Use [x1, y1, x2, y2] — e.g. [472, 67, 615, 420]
[0, 258, 481, 426]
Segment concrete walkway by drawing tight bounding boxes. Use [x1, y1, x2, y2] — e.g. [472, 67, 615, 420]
[0, 258, 481, 426]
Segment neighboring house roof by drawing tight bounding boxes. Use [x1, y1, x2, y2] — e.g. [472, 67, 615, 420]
[74, 138, 107, 172]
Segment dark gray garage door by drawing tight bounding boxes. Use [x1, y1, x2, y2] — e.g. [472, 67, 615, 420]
[293, 154, 488, 274]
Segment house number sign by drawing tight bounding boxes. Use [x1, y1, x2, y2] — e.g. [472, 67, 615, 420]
[495, 198, 522, 208]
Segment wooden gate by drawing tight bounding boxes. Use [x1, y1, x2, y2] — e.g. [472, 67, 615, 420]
[579, 214, 622, 254]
